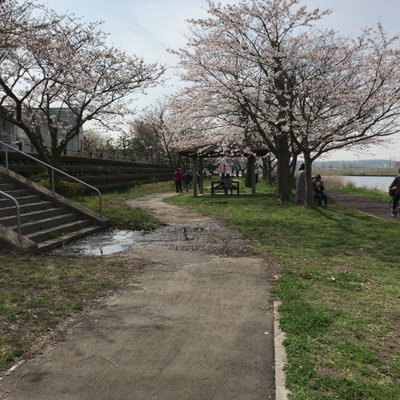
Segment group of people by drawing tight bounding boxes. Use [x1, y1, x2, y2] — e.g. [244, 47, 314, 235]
[295, 163, 328, 207]
[173, 168, 193, 193]
[296, 163, 400, 216]
[176, 164, 400, 215]
[173, 168, 234, 195]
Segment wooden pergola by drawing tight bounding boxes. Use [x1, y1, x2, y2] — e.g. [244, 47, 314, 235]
[178, 144, 268, 197]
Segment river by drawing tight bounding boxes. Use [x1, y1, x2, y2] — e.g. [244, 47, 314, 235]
[339, 175, 394, 193]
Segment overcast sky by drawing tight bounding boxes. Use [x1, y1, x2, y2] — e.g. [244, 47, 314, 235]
[44, 0, 400, 161]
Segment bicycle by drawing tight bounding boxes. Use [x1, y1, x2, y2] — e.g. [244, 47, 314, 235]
[390, 198, 399, 218]
[389, 185, 399, 217]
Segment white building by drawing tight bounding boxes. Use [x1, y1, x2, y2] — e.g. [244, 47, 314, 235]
[0, 108, 84, 156]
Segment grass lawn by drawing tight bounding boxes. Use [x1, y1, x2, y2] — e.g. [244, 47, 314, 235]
[167, 181, 400, 400]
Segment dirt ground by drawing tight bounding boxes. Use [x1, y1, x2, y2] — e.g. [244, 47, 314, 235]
[0, 193, 277, 400]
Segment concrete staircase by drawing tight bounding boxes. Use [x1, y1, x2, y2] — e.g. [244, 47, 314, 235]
[0, 169, 107, 252]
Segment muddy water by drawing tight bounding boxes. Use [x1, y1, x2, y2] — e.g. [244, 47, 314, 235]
[52, 221, 256, 257]
[50, 228, 146, 256]
[52, 191, 259, 257]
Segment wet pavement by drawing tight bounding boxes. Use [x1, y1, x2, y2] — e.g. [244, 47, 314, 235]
[51, 222, 257, 257]
[50, 228, 147, 256]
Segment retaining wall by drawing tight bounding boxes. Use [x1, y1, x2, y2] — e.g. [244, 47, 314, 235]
[0, 151, 172, 191]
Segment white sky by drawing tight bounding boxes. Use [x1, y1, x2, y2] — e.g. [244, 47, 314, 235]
[43, 0, 400, 161]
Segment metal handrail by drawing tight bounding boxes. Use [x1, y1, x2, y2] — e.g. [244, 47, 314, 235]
[0, 140, 103, 218]
[0, 190, 21, 241]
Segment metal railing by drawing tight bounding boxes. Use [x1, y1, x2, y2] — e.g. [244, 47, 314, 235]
[0, 140, 103, 218]
[0, 190, 21, 241]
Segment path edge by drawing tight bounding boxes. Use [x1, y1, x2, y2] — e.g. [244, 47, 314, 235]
[274, 300, 290, 400]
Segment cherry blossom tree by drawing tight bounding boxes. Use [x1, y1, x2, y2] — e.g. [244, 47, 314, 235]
[130, 102, 179, 167]
[287, 25, 400, 205]
[82, 129, 110, 158]
[170, 0, 327, 200]
[0, 0, 164, 174]
[115, 131, 133, 160]
[171, 0, 400, 203]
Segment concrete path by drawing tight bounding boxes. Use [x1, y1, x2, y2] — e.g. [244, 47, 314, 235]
[0, 193, 276, 400]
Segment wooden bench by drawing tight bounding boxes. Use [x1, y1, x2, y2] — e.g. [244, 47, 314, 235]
[211, 180, 240, 195]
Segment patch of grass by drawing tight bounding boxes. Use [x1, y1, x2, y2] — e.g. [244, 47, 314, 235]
[317, 168, 397, 176]
[74, 181, 174, 230]
[335, 185, 388, 201]
[0, 254, 146, 371]
[167, 182, 400, 399]
[324, 175, 389, 201]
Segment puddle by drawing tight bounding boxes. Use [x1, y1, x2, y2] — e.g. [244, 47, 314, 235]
[52, 229, 148, 256]
[50, 222, 237, 257]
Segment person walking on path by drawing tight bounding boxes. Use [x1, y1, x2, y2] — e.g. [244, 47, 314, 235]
[296, 163, 306, 205]
[173, 168, 183, 193]
[389, 168, 400, 217]
[182, 170, 193, 192]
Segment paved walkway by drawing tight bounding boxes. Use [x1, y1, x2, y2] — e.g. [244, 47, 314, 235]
[0, 193, 276, 400]
[328, 190, 398, 222]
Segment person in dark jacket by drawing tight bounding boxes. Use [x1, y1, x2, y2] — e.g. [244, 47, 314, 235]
[182, 170, 193, 192]
[223, 173, 233, 195]
[313, 174, 328, 208]
[389, 168, 400, 217]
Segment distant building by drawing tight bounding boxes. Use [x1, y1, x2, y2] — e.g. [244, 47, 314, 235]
[0, 108, 84, 156]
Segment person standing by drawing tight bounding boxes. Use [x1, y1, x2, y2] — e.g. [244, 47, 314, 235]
[295, 163, 306, 205]
[173, 168, 183, 193]
[182, 170, 193, 192]
[389, 168, 400, 217]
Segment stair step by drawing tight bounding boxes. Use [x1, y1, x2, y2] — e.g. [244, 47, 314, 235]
[0, 172, 105, 251]
[0, 194, 42, 207]
[0, 201, 53, 218]
[0, 189, 29, 197]
[27, 219, 93, 243]
[0, 207, 67, 226]
[0, 183, 18, 191]
[37, 225, 104, 252]
[10, 213, 77, 235]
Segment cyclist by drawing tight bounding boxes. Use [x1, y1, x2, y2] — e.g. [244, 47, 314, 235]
[389, 168, 400, 217]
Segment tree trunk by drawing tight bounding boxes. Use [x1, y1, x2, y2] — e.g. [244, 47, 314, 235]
[303, 152, 314, 208]
[290, 153, 298, 182]
[192, 157, 198, 197]
[199, 157, 204, 194]
[262, 155, 274, 185]
[245, 156, 255, 188]
[276, 134, 291, 202]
